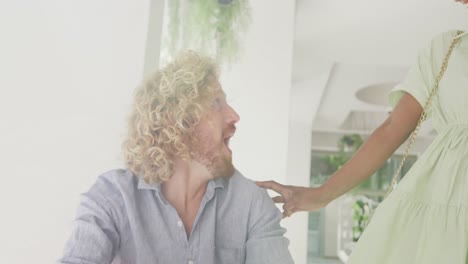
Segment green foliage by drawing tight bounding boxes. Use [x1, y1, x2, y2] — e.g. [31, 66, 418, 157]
[167, 0, 181, 54]
[321, 134, 364, 174]
[338, 134, 363, 153]
[319, 134, 390, 191]
[352, 199, 371, 242]
[165, 0, 251, 64]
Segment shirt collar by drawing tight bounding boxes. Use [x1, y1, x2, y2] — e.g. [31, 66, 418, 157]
[136, 172, 229, 204]
[136, 175, 227, 191]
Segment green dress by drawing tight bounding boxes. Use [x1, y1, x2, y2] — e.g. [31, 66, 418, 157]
[348, 30, 468, 264]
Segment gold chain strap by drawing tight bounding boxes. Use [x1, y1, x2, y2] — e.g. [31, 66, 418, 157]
[384, 30, 464, 198]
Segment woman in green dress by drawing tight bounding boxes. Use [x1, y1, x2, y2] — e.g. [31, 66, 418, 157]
[257, 10, 468, 264]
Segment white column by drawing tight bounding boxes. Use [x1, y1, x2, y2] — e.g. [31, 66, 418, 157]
[285, 64, 333, 263]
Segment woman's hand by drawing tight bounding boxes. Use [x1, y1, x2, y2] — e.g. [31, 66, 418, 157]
[256, 181, 331, 218]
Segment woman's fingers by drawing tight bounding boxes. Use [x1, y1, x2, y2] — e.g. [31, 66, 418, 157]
[272, 196, 285, 203]
[256, 180, 287, 195]
[282, 204, 295, 218]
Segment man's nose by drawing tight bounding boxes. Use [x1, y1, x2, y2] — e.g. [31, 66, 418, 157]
[226, 105, 240, 124]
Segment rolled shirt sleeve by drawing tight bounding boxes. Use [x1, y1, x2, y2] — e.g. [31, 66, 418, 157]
[245, 188, 294, 264]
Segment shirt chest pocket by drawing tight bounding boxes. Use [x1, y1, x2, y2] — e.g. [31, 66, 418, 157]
[215, 246, 245, 263]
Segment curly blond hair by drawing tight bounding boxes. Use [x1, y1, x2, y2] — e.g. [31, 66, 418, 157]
[123, 51, 219, 184]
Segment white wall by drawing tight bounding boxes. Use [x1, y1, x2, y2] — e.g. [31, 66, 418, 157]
[0, 1, 151, 263]
[221, 3, 294, 182]
[143, 0, 165, 75]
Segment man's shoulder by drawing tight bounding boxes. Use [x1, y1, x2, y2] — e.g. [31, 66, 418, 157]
[225, 171, 283, 228]
[224, 170, 270, 201]
[228, 170, 261, 191]
[88, 168, 140, 197]
[98, 168, 137, 184]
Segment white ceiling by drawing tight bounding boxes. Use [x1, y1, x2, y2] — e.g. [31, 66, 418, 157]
[293, 0, 468, 79]
[292, 0, 468, 147]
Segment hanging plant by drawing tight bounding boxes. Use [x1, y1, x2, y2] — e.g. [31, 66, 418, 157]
[163, 0, 251, 64]
[338, 134, 363, 153]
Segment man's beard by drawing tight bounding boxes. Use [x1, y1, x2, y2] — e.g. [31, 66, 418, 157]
[191, 141, 235, 179]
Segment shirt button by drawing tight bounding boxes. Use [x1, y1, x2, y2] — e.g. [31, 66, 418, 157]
[177, 220, 183, 227]
[188, 260, 194, 264]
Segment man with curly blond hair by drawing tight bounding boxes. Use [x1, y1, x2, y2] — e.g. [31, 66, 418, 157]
[58, 51, 294, 264]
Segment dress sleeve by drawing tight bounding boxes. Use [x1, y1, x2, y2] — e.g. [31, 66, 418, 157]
[388, 30, 460, 120]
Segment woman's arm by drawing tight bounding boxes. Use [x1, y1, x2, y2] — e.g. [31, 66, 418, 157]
[320, 92, 422, 202]
[257, 92, 423, 216]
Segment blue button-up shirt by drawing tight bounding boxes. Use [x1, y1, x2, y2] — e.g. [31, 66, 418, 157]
[58, 169, 294, 264]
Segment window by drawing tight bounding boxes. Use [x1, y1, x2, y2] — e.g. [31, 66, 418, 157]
[308, 149, 417, 261]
